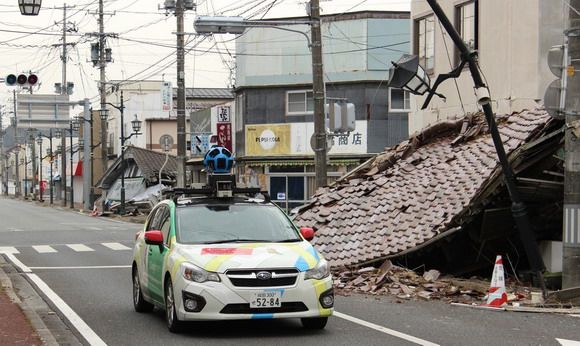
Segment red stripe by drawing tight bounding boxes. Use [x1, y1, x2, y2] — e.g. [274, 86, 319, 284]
[201, 248, 253, 255]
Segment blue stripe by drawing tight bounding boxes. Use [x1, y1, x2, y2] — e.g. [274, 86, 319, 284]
[294, 256, 309, 271]
[252, 313, 274, 319]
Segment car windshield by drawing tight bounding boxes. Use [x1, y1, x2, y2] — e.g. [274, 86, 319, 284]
[176, 203, 301, 244]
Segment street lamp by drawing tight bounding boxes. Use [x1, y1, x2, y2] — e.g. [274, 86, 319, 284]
[102, 91, 141, 215]
[194, 14, 329, 188]
[35, 135, 43, 201]
[18, 0, 42, 15]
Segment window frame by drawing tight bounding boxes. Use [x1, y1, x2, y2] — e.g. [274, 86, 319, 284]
[414, 14, 435, 74]
[285, 90, 314, 116]
[388, 88, 411, 112]
[455, 0, 478, 65]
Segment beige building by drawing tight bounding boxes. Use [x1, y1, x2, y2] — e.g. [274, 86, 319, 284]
[409, 0, 567, 133]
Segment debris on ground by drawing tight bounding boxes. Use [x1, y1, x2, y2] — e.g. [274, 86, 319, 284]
[333, 260, 541, 306]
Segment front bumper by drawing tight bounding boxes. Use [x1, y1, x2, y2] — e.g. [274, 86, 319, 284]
[172, 272, 333, 321]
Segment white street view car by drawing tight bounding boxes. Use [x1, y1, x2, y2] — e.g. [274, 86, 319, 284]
[131, 191, 334, 332]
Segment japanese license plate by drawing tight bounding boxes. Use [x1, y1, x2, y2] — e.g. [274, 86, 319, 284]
[250, 291, 282, 308]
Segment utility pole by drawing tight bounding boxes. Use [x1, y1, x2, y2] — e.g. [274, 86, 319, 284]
[59, 3, 73, 207]
[176, 0, 187, 187]
[98, 0, 108, 178]
[13, 90, 19, 197]
[310, 0, 327, 189]
[563, 0, 580, 288]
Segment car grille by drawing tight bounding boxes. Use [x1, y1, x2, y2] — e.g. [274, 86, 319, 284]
[220, 302, 308, 314]
[226, 268, 299, 287]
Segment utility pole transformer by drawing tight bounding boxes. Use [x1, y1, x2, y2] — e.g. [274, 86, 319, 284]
[309, 0, 327, 189]
[176, 0, 187, 187]
[563, 0, 580, 288]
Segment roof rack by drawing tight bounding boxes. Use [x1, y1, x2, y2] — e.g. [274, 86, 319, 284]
[162, 174, 270, 204]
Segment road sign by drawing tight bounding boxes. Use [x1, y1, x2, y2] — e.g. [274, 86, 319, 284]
[159, 134, 174, 152]
[17, 94, 71, 128]
[191, 133, 211, 157]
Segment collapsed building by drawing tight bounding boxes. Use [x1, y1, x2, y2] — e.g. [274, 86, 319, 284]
[294, 108, 564, 280]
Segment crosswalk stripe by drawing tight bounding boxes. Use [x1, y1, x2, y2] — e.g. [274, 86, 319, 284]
[102, 242, 131, 251]
[0, 247, 19, 254]
[32, 245, 57, 254]
[66, 244, 94, 252]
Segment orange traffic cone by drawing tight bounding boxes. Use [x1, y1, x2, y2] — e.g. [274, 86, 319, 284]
[485, 255, 508, 307]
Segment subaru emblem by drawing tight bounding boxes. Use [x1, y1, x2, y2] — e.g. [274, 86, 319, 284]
[256, 271, 272, 280]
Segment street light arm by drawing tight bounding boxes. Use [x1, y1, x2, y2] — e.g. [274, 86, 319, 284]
[103, 102, 124, 112]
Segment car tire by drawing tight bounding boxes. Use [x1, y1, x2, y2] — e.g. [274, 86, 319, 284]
[165, 278, 184, 333]
[301, 317, 328, 330]
[132, 266, 153, 313]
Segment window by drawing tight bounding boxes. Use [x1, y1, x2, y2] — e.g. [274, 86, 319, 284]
[388, 88, 411, 112]
[456, 1, 477, 64]
[415, 15, 435, 72]
[286, 90, 314, 115]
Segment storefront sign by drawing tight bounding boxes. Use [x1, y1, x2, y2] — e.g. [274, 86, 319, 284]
[161, 82, 173, 111]
[246, 121, 367, 157]
[217, 105, 231, 123]
[246, 124, 291, 156]
[217, 123, 232, 152]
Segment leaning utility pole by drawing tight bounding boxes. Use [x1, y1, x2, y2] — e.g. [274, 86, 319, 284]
[98, 0, 108, 177]
[310, 0, 327, 189]
[176, 0, 187, 187]
[563, 0, 580, 288]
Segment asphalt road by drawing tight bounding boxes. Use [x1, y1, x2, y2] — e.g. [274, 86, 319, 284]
[1, 197, 580, 346]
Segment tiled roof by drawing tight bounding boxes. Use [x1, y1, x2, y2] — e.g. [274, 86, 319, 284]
[293, 109, 553, 268]
[126, 146, 178, 178]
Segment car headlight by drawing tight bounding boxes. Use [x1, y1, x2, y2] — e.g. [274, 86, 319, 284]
[304, 259, 330, 280]
[181, 262, 220, 283]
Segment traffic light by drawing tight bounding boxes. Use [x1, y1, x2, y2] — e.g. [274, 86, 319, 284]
[5, 73, 38, 87]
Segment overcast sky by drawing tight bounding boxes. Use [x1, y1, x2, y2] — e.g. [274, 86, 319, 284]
[0, 0, 410, 124]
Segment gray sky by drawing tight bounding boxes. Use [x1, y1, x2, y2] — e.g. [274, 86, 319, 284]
[0, 0, 410, 124]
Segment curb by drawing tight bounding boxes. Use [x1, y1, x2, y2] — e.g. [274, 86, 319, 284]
[0, 256, 81, 346]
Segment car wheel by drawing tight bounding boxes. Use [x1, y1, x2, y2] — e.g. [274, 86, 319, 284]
[301, 317, 328, 330]
[165, 278, 183, 333]
[132, 266, 153, 313]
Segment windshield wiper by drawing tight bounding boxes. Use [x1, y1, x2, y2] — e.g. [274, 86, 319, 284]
[202, 239, 274, 244]
[276, 238, 301, 243]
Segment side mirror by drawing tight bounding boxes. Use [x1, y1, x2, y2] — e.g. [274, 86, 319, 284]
[300, 227, 315, 241]
[144, 230, 163, 246]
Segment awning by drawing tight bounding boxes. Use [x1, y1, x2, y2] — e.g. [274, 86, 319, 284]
[74, 161, 82, 176]
[240, 159, 363, 167]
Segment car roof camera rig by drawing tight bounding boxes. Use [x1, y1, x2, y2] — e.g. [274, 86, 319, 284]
[164, 146, 270, 202]
[203, 146, 235, 198]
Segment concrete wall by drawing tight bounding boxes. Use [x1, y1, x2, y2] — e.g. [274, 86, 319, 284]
[236, 13, 410, 87]
[409, 0, 567, 134]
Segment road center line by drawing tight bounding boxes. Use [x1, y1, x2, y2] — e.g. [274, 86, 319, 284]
[334, 311, 439, 346]
[29, 265, 131, 270]
[27, 273, 106, 346]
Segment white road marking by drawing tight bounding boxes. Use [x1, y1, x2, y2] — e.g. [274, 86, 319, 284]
[87, 227, 103, 231]
[0, 247, 19, 254]
[557, 338, 580, 345]
[571, 314, 580, 318]
[32, 245, 57, 254]
[102, 242, 131, 251]
[8, 228, 24, 232]
[334, 311, 439, 346]
[29, 265, 131, 270]
[4, 253, 31, 273]
[66, 244, 94, 252]
[27, 273, 106, 346]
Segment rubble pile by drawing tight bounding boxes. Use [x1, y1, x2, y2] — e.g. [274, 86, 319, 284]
[333, 260, 532, 305]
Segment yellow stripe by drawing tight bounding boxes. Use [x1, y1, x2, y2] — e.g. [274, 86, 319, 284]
[312, 279, 333, 316]
[288, 244, 318, 268]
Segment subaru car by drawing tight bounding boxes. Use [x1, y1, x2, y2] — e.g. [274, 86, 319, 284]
[131, 195, 333, 332]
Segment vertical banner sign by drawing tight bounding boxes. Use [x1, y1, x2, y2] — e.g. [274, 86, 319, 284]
[161, 82, 173, 112]
[216, 105, 232, 152]
[217, 123, 232, 151]
[217, 105, 231, 123]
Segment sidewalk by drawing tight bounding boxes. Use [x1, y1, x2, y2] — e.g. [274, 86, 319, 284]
[0, 284, 42, 345]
